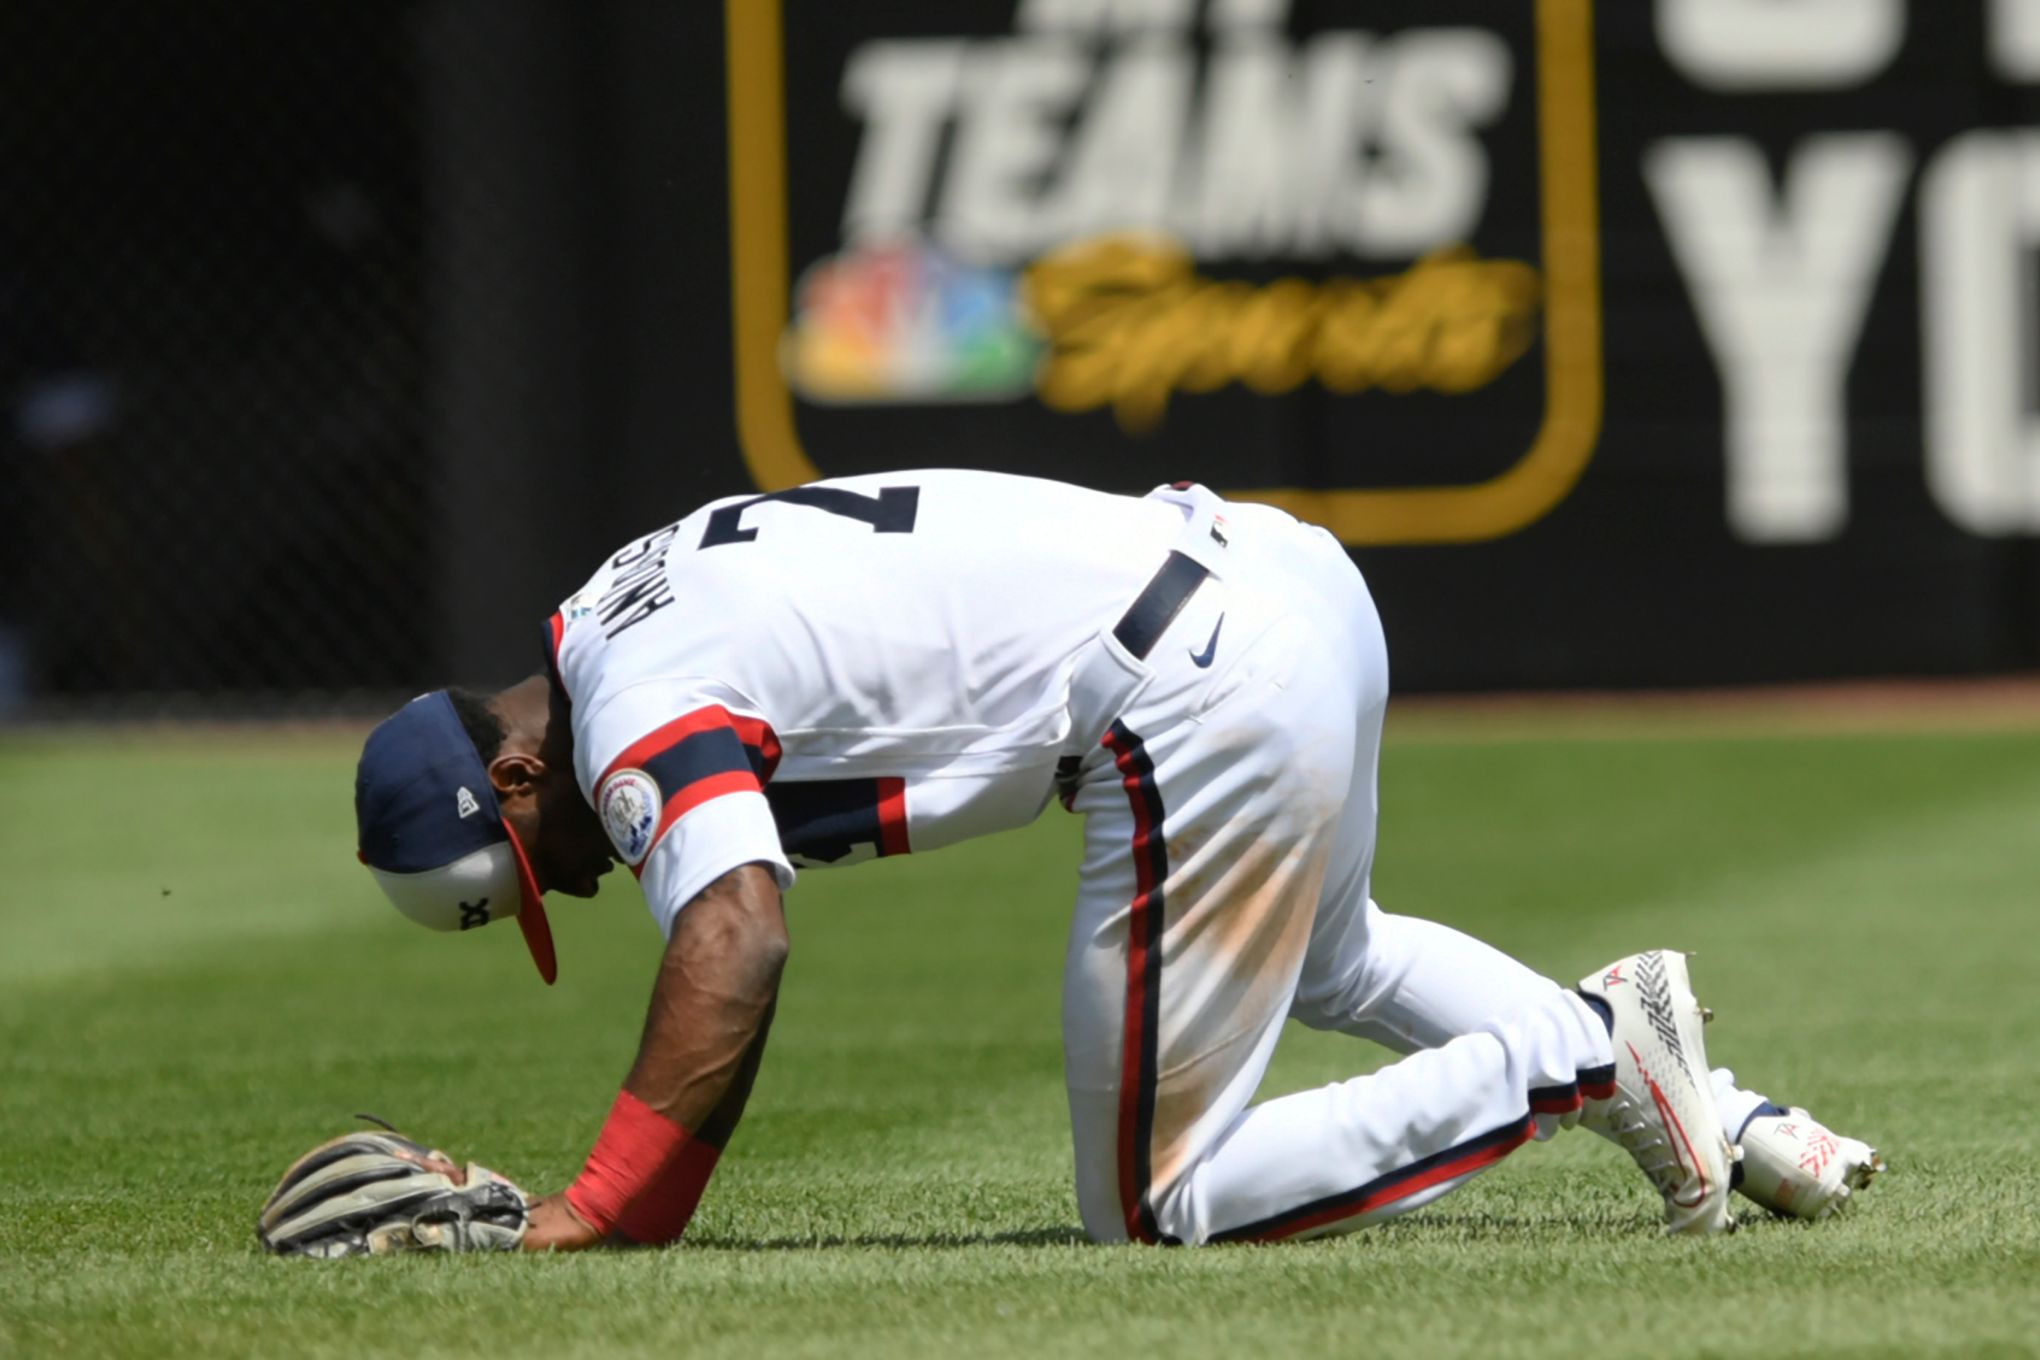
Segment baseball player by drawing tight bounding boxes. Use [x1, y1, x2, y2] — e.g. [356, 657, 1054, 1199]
[275, 472, 1880, 1255]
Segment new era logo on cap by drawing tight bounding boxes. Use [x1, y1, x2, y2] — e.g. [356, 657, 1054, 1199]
[354, 690, 558, 985]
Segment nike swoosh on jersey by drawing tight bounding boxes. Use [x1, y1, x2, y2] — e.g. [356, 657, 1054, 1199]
[1189, 615, 1224, 668]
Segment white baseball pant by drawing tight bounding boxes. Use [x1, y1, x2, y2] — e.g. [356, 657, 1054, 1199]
[1060, 488, 1614, 1244]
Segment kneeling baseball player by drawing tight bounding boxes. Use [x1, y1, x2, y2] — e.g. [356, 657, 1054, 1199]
[259, 472, 1881, 1255]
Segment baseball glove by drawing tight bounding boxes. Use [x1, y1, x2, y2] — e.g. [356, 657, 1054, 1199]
[256, 1125, 529, 1258]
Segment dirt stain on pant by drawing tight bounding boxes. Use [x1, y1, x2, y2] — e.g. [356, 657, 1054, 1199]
[1143, 831, 1332, 1195]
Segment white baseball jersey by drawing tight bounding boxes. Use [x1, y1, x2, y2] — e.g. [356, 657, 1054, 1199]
[547, 469, 1186, 935]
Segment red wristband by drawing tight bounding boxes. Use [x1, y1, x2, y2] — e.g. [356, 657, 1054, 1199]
[565, 1089, 723, 1244]
[614, 1137, 720, 1244]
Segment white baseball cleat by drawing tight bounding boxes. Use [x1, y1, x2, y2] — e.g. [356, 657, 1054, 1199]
[1733, 1106, 1885, 1221]
[1578, 950, 1738, 1236]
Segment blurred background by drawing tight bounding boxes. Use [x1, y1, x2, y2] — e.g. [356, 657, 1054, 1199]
[5, 0, 2038, 720]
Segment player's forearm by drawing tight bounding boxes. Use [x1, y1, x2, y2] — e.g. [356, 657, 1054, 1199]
[624, 864, 789, 1127]
[691, 995, 777, 1151]
[529, 864, 787, 1250]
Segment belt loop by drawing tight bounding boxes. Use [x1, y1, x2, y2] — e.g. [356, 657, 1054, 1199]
[1145, 482, 1231, 577]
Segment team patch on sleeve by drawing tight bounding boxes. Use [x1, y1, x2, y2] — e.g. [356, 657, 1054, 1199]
[597, 768, 663, 866]
[598, 708, 781, 874]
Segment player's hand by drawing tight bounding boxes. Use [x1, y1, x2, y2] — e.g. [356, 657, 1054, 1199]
[521, 1191, 607, 1251]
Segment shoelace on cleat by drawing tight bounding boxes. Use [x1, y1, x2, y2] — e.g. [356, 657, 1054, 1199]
[1601, 1095, 1684, 1195]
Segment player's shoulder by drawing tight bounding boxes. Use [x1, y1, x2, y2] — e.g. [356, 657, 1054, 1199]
[546, 521, 743, 710]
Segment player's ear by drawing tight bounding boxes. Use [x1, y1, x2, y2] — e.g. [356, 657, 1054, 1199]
[487, 752, 545, 800]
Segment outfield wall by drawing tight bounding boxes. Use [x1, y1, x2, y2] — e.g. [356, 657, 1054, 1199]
[8, 2, 2040, 705]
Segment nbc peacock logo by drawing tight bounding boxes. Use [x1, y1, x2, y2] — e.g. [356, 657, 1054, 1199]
[780, 239, 1041, 404]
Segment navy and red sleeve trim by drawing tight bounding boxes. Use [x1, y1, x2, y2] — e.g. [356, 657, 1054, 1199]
[601, 707, 782, 875]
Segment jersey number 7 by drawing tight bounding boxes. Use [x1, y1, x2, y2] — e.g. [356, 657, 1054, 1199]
[699, 486, 920, 548]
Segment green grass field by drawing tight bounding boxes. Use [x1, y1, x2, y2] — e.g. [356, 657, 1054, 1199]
[4, 715, 2038, 1359]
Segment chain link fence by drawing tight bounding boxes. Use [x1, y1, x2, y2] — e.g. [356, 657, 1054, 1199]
[3, 1, 434, 718]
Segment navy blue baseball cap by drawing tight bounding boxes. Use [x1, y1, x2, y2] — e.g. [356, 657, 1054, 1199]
[355, 691, 558, 984]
